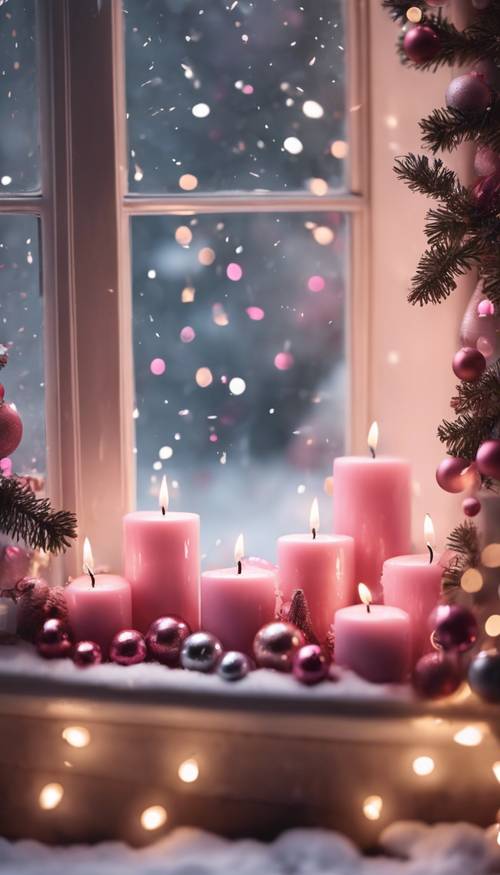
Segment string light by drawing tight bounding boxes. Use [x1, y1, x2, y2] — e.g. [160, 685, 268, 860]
[62, 726, 90, 749]
[412, 756, 435, 776]
[453, 726, 483, 747]
[178, 758, 199, 783]
[485, 614, 500, 637]
[140, 805, 168, 830]
[39, 783, 64, 810]
[362, 795, 383, 821]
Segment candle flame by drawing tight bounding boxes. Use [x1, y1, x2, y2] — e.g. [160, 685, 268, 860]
[159, 475, 169, 514]
[358, 583, 372, 607]
[310, 497, 320, 536]
[367, 421, 379, 457]
[234, 533, 245, 565]
[424, 513, 435, 547]
[83, 537, 94, 575]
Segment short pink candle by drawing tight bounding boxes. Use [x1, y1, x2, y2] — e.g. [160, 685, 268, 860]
[278, 500, 355, 642]
[201, 537, 277, 655]
[123, 478, 200, 633]
[334, 586, 411, 683]
[382, 554, 443, 663]
[65, 541, 132, 658]
[333, 426, 411, 601]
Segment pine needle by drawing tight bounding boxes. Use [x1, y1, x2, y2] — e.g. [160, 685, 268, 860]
[0, 475, 77, 553]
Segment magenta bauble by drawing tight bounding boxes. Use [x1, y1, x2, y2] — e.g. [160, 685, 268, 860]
[462, 496, 481, 517]
[446, 73, 492, 114]
[471, 172, 500, 210]
[109, 629, 147, 665]
[253, 621, 305, 672]
[403, 26, 440, 64]
[436, 456, 473, 493]
[412, 652, 464, 699]
[452, 347, 486, 382]
[474, 146, 500, 177]
[146, 615, 191, 667]
[432, 604, 478, 653]
[0, 401, 23, 458]
[293, 644, 329, 685]
[73, 640, 102, 668]
[476, 439, 500, 480]
[36, 618, 72, 659]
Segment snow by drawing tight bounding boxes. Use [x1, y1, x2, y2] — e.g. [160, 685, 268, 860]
[0, 822, 499, 875]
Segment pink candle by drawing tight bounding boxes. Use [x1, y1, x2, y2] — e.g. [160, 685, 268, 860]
[123, 477, 200, 633]
[381, 516, 442, 663]
[278, 499, 355, 643]
[333, 423, 411, 601]
[334, 584, 411, 683]
[201, 535, 277, 655]
[65, 538, 132, 658]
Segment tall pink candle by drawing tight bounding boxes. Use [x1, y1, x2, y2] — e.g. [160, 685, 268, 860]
[278, 499, 355, 642]
[334, 584, 411, 683]
[123, 478, 200, 633]
[65, 539, 132, 658]
[333, 424, 411, 601]
[201, 535, 277, 656]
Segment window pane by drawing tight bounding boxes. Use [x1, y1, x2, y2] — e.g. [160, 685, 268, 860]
[0, 1, 40, 192]
[132, 212, 346, 563]
[125, 0, 347, 194]
[0, 215, 45, 477]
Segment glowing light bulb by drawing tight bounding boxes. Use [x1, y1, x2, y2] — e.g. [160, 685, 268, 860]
[39, 783, 64, 810]
[367, 421, 379, 457]
[140, 805, 167, 831]
[62, 726, 90, 749]
[310, 498, 320, 537]
[453, 726, 483, 747]
[178, 758, 199, 783]
[159, 475, 169, 514]
[412, 756, 435, 776]
[363, 795, 382, 821]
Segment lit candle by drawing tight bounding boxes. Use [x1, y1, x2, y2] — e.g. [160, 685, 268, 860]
[201, 534, 277, 656]
[333, 422, 412, 601]
[277, 499, 355, 643]
[381, 515, 443, 662]
[334, 584, 411, 683]
[65, 538, 132, 658]
[123, 476, 200, 633]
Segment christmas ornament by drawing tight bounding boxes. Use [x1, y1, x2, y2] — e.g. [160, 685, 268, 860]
[476, 439, 500, 480]
[403, 26, 441, 64]
[146, 615, 191, 667]
[16, 579, 68, 642]
[73, 640, 102, 668]
[477, 299, 495, 317]
[468, 649, 500, 703]
[216, 650, 251, 681]
[432, 604, 478, 652]
[446, 73, 492, 114]
[292, 644, 329, 685]
[180, 631, 223, 672]
[436, 456, 474, 493]
[412, 651, 464, 699]
[36, 618, 72, 660]
[471, 172, 500, 210]
[280, 589, 319, 644]
[461, 280, 500, 358]
[0, 544, 30, 589]
[0, 398, 23, 458]
[253, 621, 305, 672]
[462, 496, 481, 517]
[452, 347, 486, 382]
[109, 629, 147, 666]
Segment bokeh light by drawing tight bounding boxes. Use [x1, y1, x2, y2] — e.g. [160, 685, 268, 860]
[178, 757, 200, 783]
[180, 326, 196, 343]
[362, 795, 383, 821]
[175, 226, 193, 246]
[195, 367, 213, 388]
[150, 358, 166, 376]
[62, 726, 90, 749]
[229, 377, 246, 395]
[412, 756, 435, 776]
[140, 805, 168, 831]
[39, 783, 64, 811]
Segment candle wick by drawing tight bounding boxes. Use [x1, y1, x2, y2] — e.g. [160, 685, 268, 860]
[369, 446, 376, 460]
[312, 527, 317, 541]
[161, 506, 166, 517]
[237, 560, 242, 575]
[366, 603, 371, 614]
[85, 565, 96, 589]
[427, 543, 434, 565]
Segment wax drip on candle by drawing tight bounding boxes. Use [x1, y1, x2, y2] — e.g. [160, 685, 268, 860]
[234, 533, 244, 575]
[367, 421, 379, 460]
[424, 513, 435, 565]
[159, 475, 169, 517]
[310, 497, 319, 541]
[358, 582, 372, 614]
[83, 537, 96, 589]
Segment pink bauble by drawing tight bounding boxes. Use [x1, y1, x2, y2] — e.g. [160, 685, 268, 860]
[462, 496, 481, 517]
[436, 456, 473, 493]
[476, 439, 500, 480]
[446, 73, 492, 114]
[73, 640, 102, 668]
[412, 652, 464, 699]
[293, 644, 329, 685]
[253, 622, 305, 672]
[0, 402, 23, 457]
[36, 618, 72, 659]
[146, 615, 191, 667]
[477, 298, 495, 317]
[452, 347, 486, 382]
[403, 26, 441, 64]
[432, 604, 478, 653]
[474, 146, 500, 177]
[110, 629, 147, 666]
[477, 336, 494, 358]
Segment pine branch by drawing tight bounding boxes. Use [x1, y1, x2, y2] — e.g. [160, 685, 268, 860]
[442, 521, 481, 592]
[424, 206, 469, 245]
[394, 154, 463, 201]
[401, 17, 500, 71]
[0, 475, 77, 553]
[408, 239, 480, 306]
[420, 102, 500, 154]
[437, 411, 497, 459]
[451, 360, 500, 417]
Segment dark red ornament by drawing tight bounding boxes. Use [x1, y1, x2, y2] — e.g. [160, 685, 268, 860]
[412, 651, 464, 699]
[293, 644, 329, 685]
[17, 578, 68, 642]
[474, 146, 500, 178]
[403, 25, 441, 64]
[0, 400, 23, 458]
[471, 172, 500, 211]
[462, 496, 481, 517]
[446, 72, 492, 114]
[36, 617, 72, 660]
[73, 640, 102, 668]
[146, 615, 191, 667]
[253, 621, 305, 672]
[476, 439, 500, 480]
[468, 649, 500, 703]
[436, 456, 474, 493]
[452, 347, 486, 382]
[432, 604, 478, 653]
[109, 629, 147, 666]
